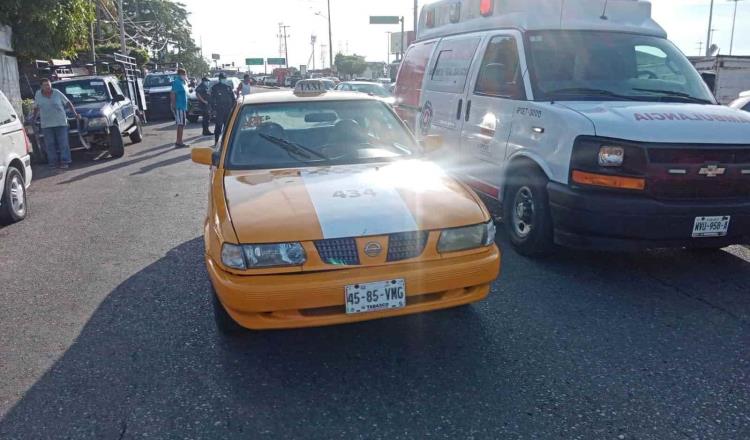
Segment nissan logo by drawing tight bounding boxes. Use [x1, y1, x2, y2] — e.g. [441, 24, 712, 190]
[364, 242, 382, 257]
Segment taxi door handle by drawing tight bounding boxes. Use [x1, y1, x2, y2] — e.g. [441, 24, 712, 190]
[465, 100, 472, 122]
[456, 99, 463, 120]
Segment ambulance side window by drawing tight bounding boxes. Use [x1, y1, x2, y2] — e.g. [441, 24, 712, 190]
[425, 36, 482, 93]
[474, 36, 525, 100]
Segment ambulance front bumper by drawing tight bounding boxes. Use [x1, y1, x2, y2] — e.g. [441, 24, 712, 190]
[547, 182, 750, 251]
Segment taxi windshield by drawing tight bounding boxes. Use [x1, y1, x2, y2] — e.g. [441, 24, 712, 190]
[526, 31, 715, 103]
[225, 100, 418, 169]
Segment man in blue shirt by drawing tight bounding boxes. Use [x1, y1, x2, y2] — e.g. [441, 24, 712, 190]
[170, 68, 189, 148]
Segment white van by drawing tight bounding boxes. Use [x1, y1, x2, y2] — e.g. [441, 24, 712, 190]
[394, 0, 750, 255]
[0, 90, 32, 224]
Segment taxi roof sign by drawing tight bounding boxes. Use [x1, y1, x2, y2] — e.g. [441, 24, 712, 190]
[294, 79, 328, 96]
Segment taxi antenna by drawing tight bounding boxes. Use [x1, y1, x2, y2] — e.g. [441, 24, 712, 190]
[600, 0, 610, 20]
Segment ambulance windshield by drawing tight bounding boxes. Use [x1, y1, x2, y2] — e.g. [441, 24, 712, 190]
[525, 31, 714, 104]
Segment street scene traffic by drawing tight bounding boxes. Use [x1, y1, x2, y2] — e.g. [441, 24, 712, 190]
[1, 0, 750, 438]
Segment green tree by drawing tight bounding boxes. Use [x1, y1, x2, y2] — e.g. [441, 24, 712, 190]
[335, 53, 368, 78]
[0, 0, 94, 61]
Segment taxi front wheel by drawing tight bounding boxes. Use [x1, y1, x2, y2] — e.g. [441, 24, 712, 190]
[211, 286, 247, 336]
[503, 165, 554, 256]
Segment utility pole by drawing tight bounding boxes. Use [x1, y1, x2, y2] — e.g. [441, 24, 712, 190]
[729, 0, 744, 55]
[697, 41, 704, 56]
[279, 24, 291, 68]
[90, 19, 97, 74]
[400, 16, 405, 62]
[386, 31, 392, 64]
[118, 0, 127, 54]
[705, 0, 715, 56]
[414, 0, 419, 35]
[327, 0, 334, 71]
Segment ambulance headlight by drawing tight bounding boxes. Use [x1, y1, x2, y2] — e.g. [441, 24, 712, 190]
[598, 146, 625, 167]
[438, 221, 496, 253]
[243, 242, 307, 268]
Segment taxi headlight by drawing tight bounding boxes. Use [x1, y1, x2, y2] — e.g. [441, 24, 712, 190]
[242, 242, 307, 268]
[438, 221, 496, 253]
[221, 243, 246, 269]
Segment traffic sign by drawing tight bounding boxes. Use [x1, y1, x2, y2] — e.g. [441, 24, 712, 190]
[245, 58, 264, 66]
[370, 16, 401, 25]
[211, 53, 220, 60]
[267, 58, 286, 65]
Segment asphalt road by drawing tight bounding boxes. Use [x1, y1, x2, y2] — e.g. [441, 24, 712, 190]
[0, 115, 749, 439]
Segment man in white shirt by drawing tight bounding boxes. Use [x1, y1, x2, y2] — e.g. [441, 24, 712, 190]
[32, 79, 79, 169]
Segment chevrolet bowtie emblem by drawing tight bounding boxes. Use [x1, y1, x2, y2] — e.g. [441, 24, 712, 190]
[698, 165, 726, 177]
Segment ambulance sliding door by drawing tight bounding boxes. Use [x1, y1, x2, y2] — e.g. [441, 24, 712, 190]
[420, 34, 482, 165]
[460, 31, 529, 197]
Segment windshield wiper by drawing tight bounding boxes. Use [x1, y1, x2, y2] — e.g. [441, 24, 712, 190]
[544, 87, 640, 101]
[630, 88, 713, 104]
[258, 133, 329, 161]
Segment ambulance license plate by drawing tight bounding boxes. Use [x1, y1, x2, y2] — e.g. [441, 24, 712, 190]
[692, 216, 730, 238]
[345, 279, 406, 314]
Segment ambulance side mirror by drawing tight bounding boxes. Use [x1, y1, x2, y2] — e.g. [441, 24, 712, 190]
[421, 134, 444, 153]
[191, 147, 215, 166]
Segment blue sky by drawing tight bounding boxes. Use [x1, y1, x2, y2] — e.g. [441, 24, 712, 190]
[183, 0, 750, 71]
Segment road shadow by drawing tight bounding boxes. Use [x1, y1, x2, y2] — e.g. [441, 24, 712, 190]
[1, 236, 748, 437]
[0, 238, 496, 438]
[130, 153, 191, 176]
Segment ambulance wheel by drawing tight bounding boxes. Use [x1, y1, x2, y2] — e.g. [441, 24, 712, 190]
[108, 125, 125, 158]
[212, 287, 247, 336]
[503, 164, 554, 256]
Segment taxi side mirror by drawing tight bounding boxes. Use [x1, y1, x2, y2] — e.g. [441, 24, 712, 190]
[421, 134, 444, 153]
[191, 147, 215, 166]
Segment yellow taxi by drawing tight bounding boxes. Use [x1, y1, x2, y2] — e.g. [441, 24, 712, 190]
[191, 80, 501, 333]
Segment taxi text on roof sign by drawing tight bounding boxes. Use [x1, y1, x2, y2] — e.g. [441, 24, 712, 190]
[417, 0, 662, 41]
[294, 80, 328, 95]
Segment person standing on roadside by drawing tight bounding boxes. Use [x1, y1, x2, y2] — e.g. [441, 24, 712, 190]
[170, 68, 189, 148]
[211, 73, 236, 146]
[196, 77, 212, 136]
[236, 74, 253, 98]
[32, 78, 79, 169]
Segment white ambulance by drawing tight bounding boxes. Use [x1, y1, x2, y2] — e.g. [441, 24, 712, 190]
[394, 0, 750, 255]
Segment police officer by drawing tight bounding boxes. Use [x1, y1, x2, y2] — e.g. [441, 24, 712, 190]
[195, 77, 212, 136]
[210, 73, 236, 145]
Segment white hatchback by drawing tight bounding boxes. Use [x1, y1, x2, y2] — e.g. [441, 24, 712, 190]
[0, 90, 32, 224]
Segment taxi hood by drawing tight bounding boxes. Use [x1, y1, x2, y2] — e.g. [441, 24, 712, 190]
[559, 102, 750, 144]
[223, 160, 488, 243]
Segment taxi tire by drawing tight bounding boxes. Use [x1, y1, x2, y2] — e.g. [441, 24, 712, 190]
[212, 287, 247, 336]
[108, 125, 125, 158]
[503, 164, 554, 257]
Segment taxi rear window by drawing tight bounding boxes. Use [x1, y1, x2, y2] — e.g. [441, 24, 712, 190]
[225, 100, 418, 170]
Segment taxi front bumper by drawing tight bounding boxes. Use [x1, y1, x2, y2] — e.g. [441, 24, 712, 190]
[207, 246, 501, 330]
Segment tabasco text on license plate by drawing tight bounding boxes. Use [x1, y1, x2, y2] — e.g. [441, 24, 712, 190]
[345, 279, 406, 314]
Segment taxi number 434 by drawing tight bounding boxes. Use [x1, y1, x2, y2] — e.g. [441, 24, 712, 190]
[692, 216, 731, 238]
[333, 189, 376, 199]
[345, 279, 406, 314]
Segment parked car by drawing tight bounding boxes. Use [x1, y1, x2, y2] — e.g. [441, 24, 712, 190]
[729, 90, 750, 112]
[0, 90, 32, 224]
[395, 0, 750, 254]
[30, 76, 141, 159]
[143, 72, 177, 120]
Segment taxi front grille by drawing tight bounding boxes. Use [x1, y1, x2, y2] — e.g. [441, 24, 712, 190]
[387, 231, 429, 262]
[315, 238, 360, 266]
